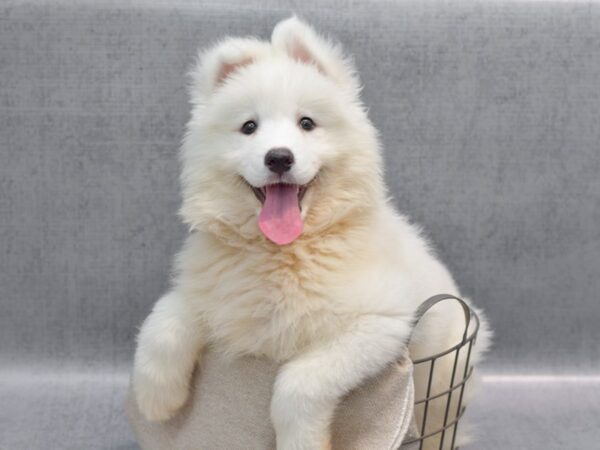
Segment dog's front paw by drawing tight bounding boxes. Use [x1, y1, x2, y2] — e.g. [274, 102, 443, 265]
[272, 416, 332, 450]
[270, 372, 334, 450]
[275, 434, 332, 450]
[133, 366, 191, 422]
[320, 438, 332, 450]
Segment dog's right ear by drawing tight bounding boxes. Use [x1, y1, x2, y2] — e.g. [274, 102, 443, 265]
[189, 38, 270, 101]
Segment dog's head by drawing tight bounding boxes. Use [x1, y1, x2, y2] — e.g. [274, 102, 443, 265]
[181, 17, 385, 246]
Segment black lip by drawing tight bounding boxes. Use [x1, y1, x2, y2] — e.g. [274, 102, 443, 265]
[298, 184, 309, 203]
[251, 186, 266, 203]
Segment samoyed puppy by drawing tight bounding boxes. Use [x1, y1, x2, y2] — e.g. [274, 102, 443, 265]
[133, 17, 490, 450]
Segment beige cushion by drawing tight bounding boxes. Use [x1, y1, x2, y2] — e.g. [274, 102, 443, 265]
[126, 350, 419, 450]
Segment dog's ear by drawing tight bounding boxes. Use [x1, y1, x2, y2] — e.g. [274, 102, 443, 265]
[190, 38, 271, 100]
[271, 17, 359, 91]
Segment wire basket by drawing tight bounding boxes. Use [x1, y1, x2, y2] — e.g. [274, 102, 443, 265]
[402, 294, 480, 450]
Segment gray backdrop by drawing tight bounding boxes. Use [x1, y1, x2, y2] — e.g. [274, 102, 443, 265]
[1, 1, 599, 449]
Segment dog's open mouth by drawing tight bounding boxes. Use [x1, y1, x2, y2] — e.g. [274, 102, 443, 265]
[243, 179, 315, 246]
[250, 183, 309, 205]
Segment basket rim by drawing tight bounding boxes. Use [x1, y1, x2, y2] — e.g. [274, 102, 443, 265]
[409, 294, 480, 364]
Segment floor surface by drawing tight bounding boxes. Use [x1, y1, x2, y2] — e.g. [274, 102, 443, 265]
[2, 369, 599, 449]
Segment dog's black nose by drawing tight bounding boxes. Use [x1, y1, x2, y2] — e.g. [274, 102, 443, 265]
[264, 148, 294, 175]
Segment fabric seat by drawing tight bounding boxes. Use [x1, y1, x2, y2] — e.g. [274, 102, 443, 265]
[126, 351, 418, 450]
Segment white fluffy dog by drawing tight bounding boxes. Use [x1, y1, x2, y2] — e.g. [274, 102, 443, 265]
[133, 17, 491, 450]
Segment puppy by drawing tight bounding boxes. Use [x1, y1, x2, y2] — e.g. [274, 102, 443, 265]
[133, 17, 491, 450]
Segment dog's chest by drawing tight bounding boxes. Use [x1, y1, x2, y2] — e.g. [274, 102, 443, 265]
[191, 245, 348, 361]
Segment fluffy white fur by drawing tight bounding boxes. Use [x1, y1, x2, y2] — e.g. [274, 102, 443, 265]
[133, 17, 491, 450]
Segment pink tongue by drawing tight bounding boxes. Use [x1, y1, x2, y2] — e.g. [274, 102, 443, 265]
[258, 184, 303, 245]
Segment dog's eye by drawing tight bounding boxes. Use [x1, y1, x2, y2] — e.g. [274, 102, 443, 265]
[299, 117, 316, 131]
[241, 120, 258, 135]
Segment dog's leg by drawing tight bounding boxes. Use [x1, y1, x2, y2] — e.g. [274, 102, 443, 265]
[133, 290, 205, 422]
[270, 315, 411, 450]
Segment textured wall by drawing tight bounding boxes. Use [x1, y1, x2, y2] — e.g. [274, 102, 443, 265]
[1, 0, 599, 374]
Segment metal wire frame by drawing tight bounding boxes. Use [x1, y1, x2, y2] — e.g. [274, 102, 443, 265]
[401, 294, 480, 450]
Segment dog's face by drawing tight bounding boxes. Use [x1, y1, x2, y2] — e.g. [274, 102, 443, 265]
[181, 18, 385, 245]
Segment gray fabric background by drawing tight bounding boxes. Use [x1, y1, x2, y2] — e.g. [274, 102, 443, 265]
[1, 0, 599, 449]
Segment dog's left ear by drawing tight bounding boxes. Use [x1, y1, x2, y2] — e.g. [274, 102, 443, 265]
[271, 17, 360, 91]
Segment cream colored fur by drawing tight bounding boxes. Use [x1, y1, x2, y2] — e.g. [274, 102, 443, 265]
[133, 17, 491, 450]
